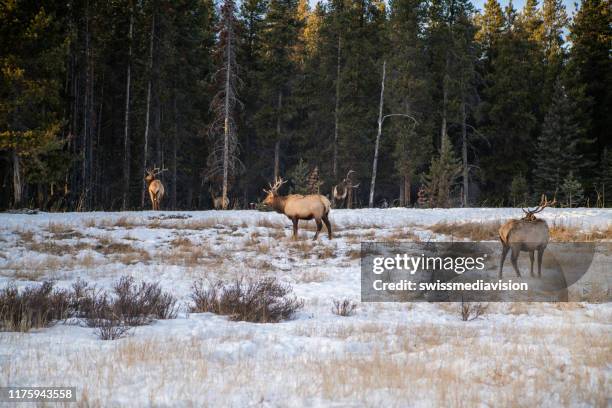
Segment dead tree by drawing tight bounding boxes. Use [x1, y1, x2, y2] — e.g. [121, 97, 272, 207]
[206, 0, 242, 209]
[368, 60, 417, 208]
[141, 13, 156, 208]
[122, 4, 133, 210]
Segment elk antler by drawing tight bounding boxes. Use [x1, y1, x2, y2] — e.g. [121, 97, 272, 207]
[522, 194, 556, 221]
[263, 177, 286, 194]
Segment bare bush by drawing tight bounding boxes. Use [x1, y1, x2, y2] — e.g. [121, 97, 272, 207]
[190, 278, 303, 323]
[0, 282, 71, 332]
[112, 276, 178, 325]
[332, 299, 357, 317]
[460, 298, 487, 321]
[95, 316, 132, 340]
[0, 277, 177, 336]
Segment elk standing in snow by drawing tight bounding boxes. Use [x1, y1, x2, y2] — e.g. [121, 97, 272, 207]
[332, 170, 359, 209]
[499, 195, 556, 278]
[263, 177, 333, 240]
[210, 188, 229, 210]
[144, 167, 166, 210]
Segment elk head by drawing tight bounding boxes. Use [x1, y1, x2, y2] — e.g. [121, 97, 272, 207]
[262, 177, 287, 207]
[144, 167, 167, 185]
[522, 194, 556, 222]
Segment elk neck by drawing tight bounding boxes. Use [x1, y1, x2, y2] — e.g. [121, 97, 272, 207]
[270, 195, 287, 214]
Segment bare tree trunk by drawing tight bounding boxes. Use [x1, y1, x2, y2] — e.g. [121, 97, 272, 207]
[221, 21, 233, 210]
[172, 93, 178, 210]
[141, 14, 155, 208]
[461, 97, 469, 207]
[440, 52, 449, 149]
[333, 35, 341, 178]
[95, 73, 104, 208]
[81, 0, 91, 210]
[12, 150, 21, 207]
[274, 91, 282, 180]
[369, 60, 386, 208]
[122, 8, 133, 210]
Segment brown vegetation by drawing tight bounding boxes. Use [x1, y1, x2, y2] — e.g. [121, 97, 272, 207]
[190, 278, 303, 323]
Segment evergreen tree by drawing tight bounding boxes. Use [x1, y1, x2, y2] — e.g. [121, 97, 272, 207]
[533, 81, 585, 196]
[564, 0, 611, 191]
[510, 173, 529, 206]
[478, 6, 541, 202]
[0, 2, 69, 207]
[560, 171, 583, 207]
[421, 135, 461, 207]
[287, 158, 309, 194]
[387, 0, 431, 206]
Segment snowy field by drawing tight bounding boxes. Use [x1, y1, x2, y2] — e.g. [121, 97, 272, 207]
[0, 208, 610, 407]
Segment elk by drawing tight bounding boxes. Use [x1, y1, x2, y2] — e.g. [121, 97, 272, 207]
[332, 170, 359, 209]
[263, 177, 333, 240]
[499, 195, 556, 278]
[209, 188, 229, 210]
[144, 167, 166, 211]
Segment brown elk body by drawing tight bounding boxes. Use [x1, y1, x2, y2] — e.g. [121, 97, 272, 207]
[498, 195, 555, 278]
[263, 177, 332, 240]
[332, 170, 359, 209]
[145, 168, 166, 211]
[210, 189, 229, 210]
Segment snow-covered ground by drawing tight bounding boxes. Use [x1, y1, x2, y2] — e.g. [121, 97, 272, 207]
[0, 208, 610, 407]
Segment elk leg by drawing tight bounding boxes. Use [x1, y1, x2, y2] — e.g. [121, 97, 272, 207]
[149, 191, 155, 210]
[499, 245, 509, 278]
[537, 247, 545, 277]
[292, 217, 298, 240]
[510, 246, 521, 277]
[313, 218, 323, 241]
[322, 214, 332, 240]
[529, 251, 535, 277]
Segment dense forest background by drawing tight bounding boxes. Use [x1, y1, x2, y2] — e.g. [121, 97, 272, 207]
[0, 0, 610, 210]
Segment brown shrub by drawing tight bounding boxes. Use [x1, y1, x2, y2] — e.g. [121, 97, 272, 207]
[332, 299, 358, 317]
[0, 282, 71, 332]
[190, 278, 303, 323]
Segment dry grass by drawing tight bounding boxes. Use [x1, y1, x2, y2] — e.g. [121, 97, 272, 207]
[379, 227, 421, 242]
[295, 269, 329, 283]
[428, 221, 502, 241]
[549, 222, 612, 242]
[1, 312, 609, 406]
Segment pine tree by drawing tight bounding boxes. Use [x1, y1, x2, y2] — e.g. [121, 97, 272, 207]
[510, 173, 529, 206]
[479, 8, 541, 202]
[0, 3, 69, 207]
[564, 0, 611, 191]
[288, 158, 309, 194]
[475, 0, 505, 62]
[421, 135, 461, 208]
[388, 0, 432, 206]
[533, 80, 587, 197]
[561, 171, 583, 207]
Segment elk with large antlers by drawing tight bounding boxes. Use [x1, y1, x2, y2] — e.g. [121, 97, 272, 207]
[332, 170, 359, 209]
[498, 194, 556, 278]
[144, 167, 167, 211]
[263, 177, 333, 240]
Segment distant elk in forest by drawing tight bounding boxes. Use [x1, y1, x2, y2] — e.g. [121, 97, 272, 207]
[209, 187, 229, 210]
[263, 177, 333, 240]
[498, 194, 556, 278]
[144, 167, 167, 211]
[332, 170, 359, 209]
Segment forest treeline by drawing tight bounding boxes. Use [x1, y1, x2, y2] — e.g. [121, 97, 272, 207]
[0, 0, 610, 210]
